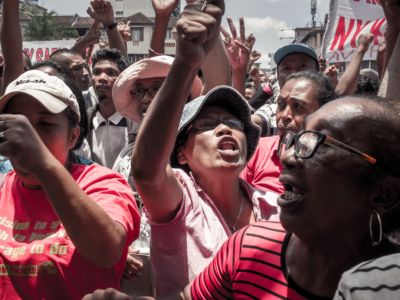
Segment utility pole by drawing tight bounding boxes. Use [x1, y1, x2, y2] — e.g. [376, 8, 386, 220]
[311, 0, 317, 28]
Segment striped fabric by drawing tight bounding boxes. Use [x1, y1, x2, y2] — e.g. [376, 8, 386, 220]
[190, 221, 322, 299]
[334, 253, 400, 300]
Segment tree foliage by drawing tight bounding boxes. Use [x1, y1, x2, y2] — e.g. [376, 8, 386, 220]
[22, 5, 79, 41]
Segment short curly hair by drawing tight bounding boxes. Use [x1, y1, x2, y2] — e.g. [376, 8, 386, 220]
[285, 71, 337, 106]
[92, 49, 129, 72]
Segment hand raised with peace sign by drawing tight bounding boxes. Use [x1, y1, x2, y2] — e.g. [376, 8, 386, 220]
[221, 17, 255, 71]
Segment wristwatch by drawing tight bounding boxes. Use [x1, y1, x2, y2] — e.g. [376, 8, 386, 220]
[105, 21, 118, 31]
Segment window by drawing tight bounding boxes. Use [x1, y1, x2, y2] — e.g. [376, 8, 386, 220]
[132, 26, 144, 42]
[166, 29, 173, 40]
[115, 0, 124, 15]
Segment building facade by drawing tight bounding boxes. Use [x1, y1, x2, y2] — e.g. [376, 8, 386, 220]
[9, 1, 179, 63]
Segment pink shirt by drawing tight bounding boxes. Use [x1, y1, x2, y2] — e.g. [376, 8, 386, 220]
[0, 164, 140, 300]
[150, 168, 279, 296]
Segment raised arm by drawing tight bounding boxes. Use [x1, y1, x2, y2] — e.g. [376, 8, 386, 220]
[1, 0, 25, 94]
[379, 0, 400, 76]
[87, 0, 128, 57]
[377, 0, 400, 99]
[149, 0, 180, 56]
[335, 33, 373, 96]
[132, 0, 225, 223]
[198, 35, 230, 94]
[378, 31, 400, 99]
[71, 20, 101, 59]
[182, 0, 230, 94]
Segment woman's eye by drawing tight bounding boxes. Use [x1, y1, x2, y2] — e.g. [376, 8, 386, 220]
[294, 103, 304, 112]
[39, 121, 56, 127]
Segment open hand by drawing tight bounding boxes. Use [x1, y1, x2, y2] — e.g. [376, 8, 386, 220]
[151, 0, 180, 16]
[87, 0, 115, 26]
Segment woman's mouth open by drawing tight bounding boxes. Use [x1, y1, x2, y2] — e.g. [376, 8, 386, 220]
[278, 179, 305, 209]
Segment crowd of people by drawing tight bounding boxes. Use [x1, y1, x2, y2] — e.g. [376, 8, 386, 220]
[0, 0, 400, 299]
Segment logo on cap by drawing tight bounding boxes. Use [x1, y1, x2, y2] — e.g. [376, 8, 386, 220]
[15, 79, 47, 86]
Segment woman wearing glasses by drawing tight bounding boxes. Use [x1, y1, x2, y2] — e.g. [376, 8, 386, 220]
[181, 96, 400, 299]
[131, 1, 279, 296]
[133, 84, 280, 296]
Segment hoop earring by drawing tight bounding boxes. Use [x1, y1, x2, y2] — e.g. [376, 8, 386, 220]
[369, 210, 383, 247]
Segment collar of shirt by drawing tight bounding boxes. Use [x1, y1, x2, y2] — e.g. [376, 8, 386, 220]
[92, 111, 126, 130]
[187, 170, 279, 223]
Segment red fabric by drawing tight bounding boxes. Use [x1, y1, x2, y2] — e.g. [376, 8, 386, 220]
[240, 136, 284, 195]
[190, 221, 307, 300]
[0, 164, 140, 300]
[263, 83, 273, 96]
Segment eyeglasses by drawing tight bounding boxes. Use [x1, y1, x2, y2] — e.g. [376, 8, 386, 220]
[130, 84, 162, 100]
[278, 130, 377, 164]
[188, 117, 245, 133]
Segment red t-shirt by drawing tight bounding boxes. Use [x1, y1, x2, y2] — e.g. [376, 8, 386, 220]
[0, 163, 140, 300]
[191, 221, 329, 300]
[240, 136, 284, 195]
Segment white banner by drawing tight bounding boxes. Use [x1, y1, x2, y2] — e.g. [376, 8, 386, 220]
[322, 0, 386, 63]
[22, 40, 76, 63]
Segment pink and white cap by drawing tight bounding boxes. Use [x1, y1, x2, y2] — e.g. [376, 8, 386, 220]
[112, 55, 203, 122]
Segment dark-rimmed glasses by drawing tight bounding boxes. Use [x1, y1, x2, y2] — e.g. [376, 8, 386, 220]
[130, 84, 162, 100]
[278, 130, 376, 164]
[187, 117, 245, 133]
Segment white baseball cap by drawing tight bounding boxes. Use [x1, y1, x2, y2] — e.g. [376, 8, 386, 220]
[0, 70, 80, 121]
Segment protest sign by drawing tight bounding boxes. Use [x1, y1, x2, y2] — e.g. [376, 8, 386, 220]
[322, 0, 386, 63]
[22, 40, 76, 63]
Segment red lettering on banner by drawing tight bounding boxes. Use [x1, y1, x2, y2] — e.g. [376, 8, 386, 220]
[350, 19, 371, 48]
[23, 48, 34, 60]
[330, 17, 386, 51]
[44, 48, 51, 60]
[369, 18, 386, 44]
[327, 49, 356, 63]
[35, 48, 44, 62]
[330, 16, 356, 51]
[29, 47, 62, 62]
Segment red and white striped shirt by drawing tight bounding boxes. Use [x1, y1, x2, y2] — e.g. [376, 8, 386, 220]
[191, 221, 330, 300]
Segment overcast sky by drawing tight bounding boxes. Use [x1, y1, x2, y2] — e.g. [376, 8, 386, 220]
[39, 0, 330, 67]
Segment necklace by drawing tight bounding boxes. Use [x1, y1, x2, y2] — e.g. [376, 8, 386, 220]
[230, 197, 244, 232]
